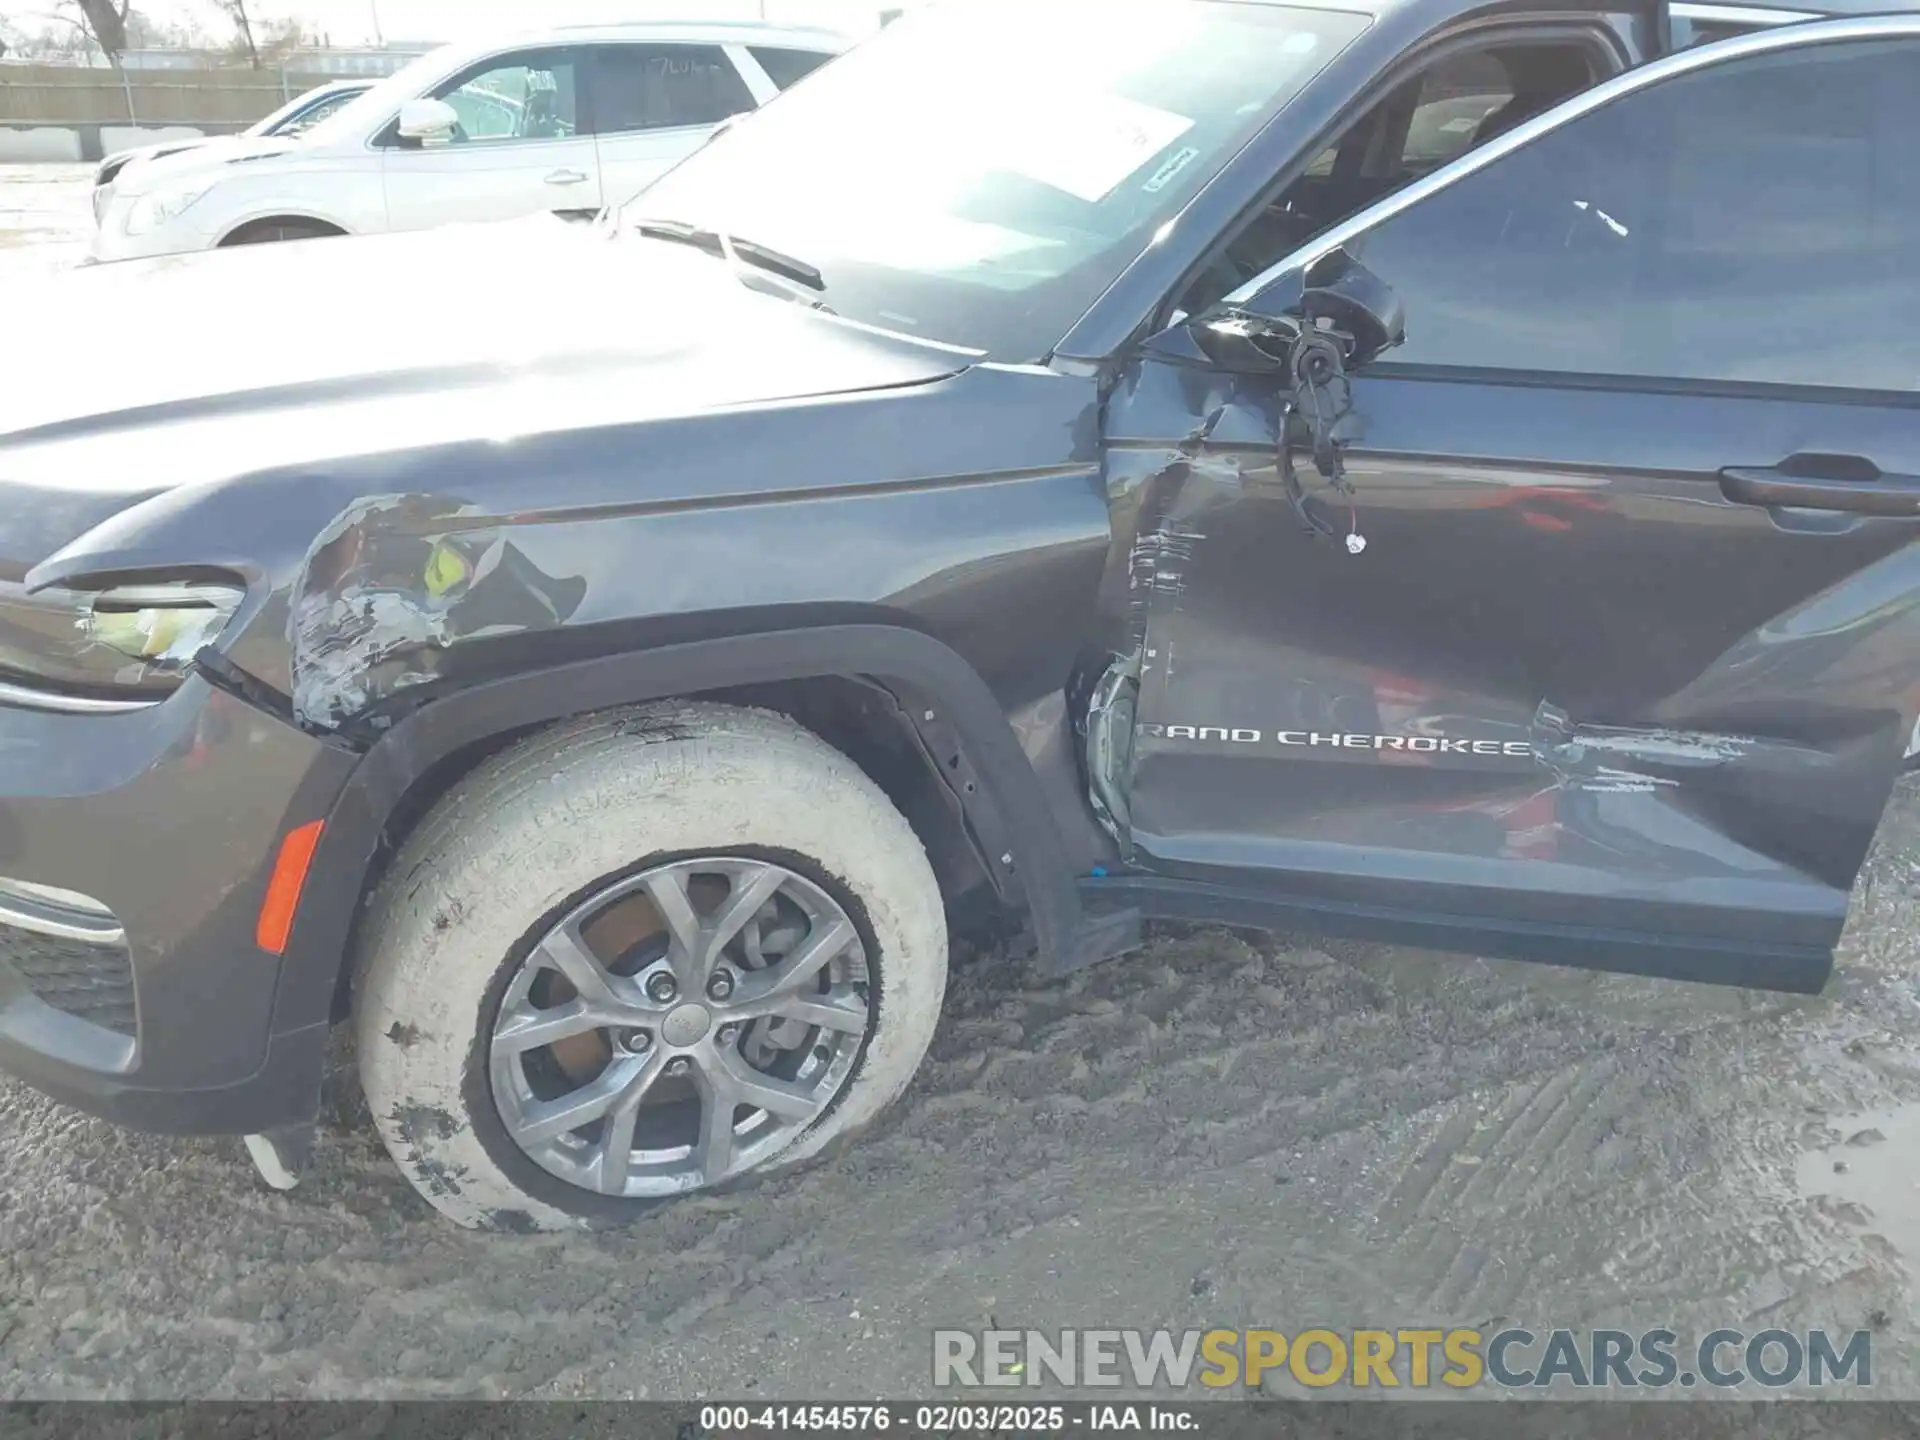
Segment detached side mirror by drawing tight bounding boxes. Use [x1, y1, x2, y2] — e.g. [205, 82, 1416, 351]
[1296, 249, 1404, 369]
[1191, 248, 1405, 374]
[397, 97, 461, 144]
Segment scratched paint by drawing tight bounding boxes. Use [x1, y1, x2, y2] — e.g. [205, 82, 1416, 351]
[1530, 699, 1751, 779]
[287, 494, 587, 732]
[1091, 340, 1327, 847]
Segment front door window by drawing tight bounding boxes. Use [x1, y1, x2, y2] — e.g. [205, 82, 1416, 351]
[433, 52, 581, 145]
[1342, 38, 1920, 389]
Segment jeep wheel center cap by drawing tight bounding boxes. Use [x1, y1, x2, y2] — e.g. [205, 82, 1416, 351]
[662, 1003, 712, 1048]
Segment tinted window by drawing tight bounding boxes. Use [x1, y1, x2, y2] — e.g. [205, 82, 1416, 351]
[1349, 39, 1920, 391]
[1671, 14, 1765, 48]
[592, 44, 755, 133]
[1183, 42, 1594, 316]
[427, 50, 580, 144]
[1399, 51, 1516, 169]
[749, 46, 835, 90]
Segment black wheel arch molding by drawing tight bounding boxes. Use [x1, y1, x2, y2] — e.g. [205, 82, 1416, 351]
[267, 621, 1099, 1042]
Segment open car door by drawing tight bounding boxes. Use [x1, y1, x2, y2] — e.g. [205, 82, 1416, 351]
[1090, 18, 1920, 992]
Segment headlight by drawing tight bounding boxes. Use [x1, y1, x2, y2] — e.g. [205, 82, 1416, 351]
[1, 578, 244, 700]
[82, 583, 243, 675]
[123, 181, 215, 236]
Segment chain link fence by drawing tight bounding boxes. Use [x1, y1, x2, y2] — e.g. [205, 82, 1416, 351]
[0, 63, 345, 128]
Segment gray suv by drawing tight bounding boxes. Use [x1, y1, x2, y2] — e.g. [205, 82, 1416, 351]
[6, 0, 1920, 1230]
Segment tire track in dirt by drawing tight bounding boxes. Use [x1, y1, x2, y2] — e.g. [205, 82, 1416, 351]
[4, 788, 1920, 1399]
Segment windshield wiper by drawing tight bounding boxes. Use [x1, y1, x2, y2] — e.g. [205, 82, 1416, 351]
[628, 217, 827, 295]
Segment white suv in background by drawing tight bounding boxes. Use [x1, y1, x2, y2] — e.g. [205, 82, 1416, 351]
[89, 21, 848, 263]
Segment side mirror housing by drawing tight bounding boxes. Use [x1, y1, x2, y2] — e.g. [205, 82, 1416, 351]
[397, 97, 461, 143]
[1191, 248, 1405, 374]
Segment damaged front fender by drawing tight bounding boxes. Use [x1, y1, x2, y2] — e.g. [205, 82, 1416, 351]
[287, 494, 587, 733]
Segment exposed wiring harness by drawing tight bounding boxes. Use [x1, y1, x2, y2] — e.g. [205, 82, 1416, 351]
[1279, 325, 1367, 554]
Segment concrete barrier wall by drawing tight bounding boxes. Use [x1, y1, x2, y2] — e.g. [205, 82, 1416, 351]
[0, 122, 248, 162]
[0, 125, 89, 161]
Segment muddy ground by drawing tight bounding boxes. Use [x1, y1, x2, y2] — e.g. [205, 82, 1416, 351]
[1, 166, 1918, 1407]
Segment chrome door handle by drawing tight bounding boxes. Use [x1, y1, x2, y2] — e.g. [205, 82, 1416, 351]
[545, 168, 589, 185]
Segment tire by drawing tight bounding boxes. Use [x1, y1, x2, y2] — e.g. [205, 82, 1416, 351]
[353, 702, 948, 1231]
[220, 219, 342, 246]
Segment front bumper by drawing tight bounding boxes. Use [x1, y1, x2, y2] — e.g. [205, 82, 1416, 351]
[0, 675, 356, 1132]
[87, 197, 217, 264]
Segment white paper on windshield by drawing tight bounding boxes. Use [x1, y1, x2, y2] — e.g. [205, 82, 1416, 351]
[993, 94, 1196, 204]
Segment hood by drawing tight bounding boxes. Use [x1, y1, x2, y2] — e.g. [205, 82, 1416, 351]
[98, 136, 216, 182]
[113, 135, 304, 194]
[0, 218, 974, 573]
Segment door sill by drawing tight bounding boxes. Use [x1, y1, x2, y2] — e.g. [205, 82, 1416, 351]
[1078, 874, 1833, 994]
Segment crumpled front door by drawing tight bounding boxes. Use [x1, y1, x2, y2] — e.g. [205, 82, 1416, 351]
[1089, 337, 1920, 992]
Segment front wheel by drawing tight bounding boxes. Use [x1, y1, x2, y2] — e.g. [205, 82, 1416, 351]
[353, 702, 949, 1230]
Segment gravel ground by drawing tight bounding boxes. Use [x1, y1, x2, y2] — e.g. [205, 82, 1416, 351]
[1, 165, 1918, 1408]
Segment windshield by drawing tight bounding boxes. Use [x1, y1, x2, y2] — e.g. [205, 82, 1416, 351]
[627, 0, 1370, 360]
[245, 83, 362, 137]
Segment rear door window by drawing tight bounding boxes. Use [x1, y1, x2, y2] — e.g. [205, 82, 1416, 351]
[591, 44, 758, 133]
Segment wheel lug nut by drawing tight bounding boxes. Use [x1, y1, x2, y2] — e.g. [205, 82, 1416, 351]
[707, 969, 735, 1001]
[717, 1024, 738, 1045]
[646, 972, 678, 1003]
[618, 1029, 650, 1054]
[665, 1057, 691, 1076]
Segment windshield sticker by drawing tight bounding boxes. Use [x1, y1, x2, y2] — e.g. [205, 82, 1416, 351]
[1142, 146, 1201, 195]
[1001, 94, 1196, 203]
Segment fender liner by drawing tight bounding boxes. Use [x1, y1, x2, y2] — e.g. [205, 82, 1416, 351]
[217, 213, 352, 245]
[268, 623, 1085, 1035]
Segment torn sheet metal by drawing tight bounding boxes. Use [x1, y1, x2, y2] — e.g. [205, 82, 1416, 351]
[1092, 346, 1314, 853]
[275, 363, 1111, 739]
[288, 494, 586, 732]
[1083, 649, 1141, 851]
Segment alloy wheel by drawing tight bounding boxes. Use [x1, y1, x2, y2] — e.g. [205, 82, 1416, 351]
[488, 856, 871, 1198]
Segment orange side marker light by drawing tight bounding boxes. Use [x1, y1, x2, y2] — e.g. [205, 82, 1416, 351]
[257, 819, 325, 955]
